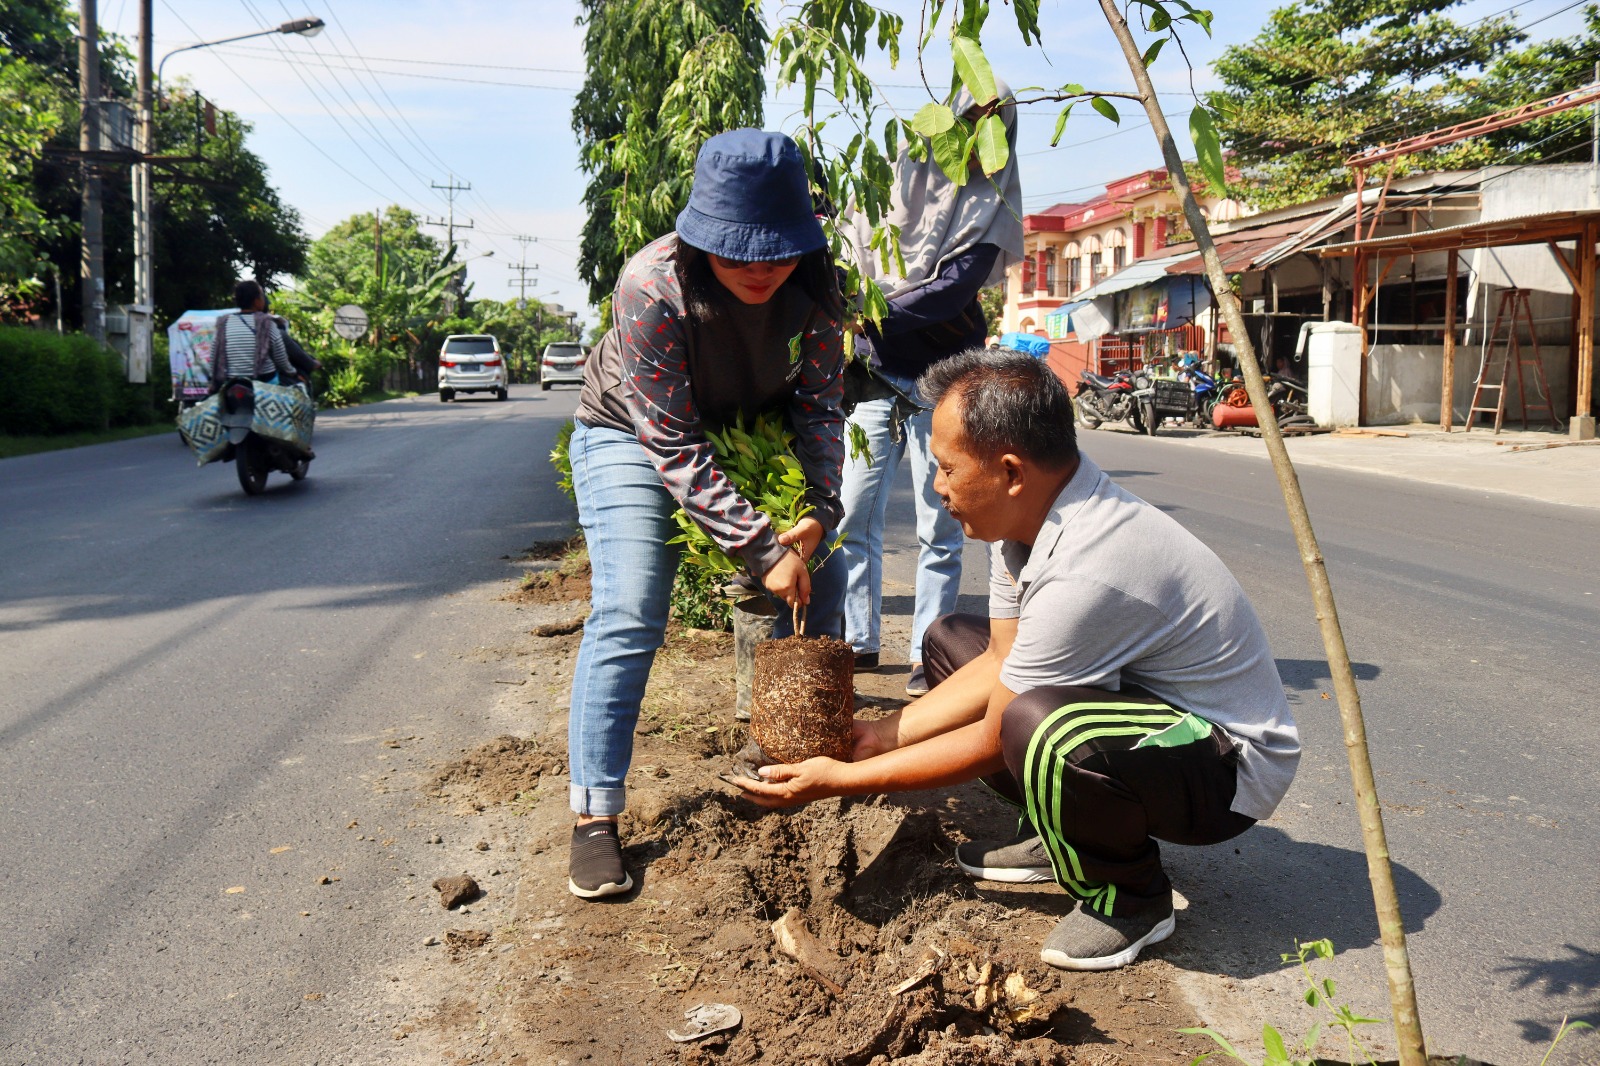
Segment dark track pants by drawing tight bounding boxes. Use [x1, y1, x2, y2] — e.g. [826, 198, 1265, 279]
[925, 613, 1256, 918]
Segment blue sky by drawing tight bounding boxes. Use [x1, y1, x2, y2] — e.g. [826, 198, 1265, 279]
[116, 1, 1592, 330]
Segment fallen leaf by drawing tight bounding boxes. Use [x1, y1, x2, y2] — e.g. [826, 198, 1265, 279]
[270, 845, 293, 855]
[224, 886, 245, 894]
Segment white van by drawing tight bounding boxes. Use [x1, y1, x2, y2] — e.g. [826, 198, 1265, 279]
[439, 334, 507, 402]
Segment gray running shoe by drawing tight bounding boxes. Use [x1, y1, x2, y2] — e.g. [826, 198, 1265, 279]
[1040, 901, 1175, 971]
[955, 830, 1053, 884]
[904, 663, 930, 696]
[568, 821, 633, 899]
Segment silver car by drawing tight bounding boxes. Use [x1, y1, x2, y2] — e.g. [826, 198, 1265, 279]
[439, 334, 507, 402]
[540, 342, 588, 391]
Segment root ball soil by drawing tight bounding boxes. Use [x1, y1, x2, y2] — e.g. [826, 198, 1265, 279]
[749, 635, 855, 763]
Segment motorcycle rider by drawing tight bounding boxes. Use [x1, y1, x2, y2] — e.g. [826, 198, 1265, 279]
[211, 280, 298, 389]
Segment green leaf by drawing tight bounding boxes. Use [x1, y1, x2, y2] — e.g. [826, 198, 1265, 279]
[929, 126, 969, 185]
[1310, 939, 1334, 960]
[1062, 82, 1086, 95]
[1051, 103, 1074, 146]
[911, 102, 957, 138]
[950, 34, 998, 105]
[1142, 36, 1167, 68]
[1304, 987, 1319, 1006]
[974, 112, 1009, 176]
[1321, 978, 1336, 999]
[1190, 105, 1226, 194]
[1150, 8, 1171, 31]
[1013, 0, 1040, 45]
[1262, 1024, 1290, 1066]
[862, 279, 890, 327]
[1091, 96, 1120, 124]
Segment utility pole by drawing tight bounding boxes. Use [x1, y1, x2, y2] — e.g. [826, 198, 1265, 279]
[507, 262, 538, 306]
[374, 207, 383, 277]
[79, 0, 106, 342]
[425, 174, 473, 249]
[128, 0, 153, 382]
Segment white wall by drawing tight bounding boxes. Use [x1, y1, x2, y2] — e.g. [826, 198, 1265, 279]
[1366, 343, 1571, 425]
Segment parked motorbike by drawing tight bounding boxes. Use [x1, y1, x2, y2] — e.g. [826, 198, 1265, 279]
[219, 378, 312, 495]
[1074, 368, 1138, 430]
[1178, 363, 1221, 425]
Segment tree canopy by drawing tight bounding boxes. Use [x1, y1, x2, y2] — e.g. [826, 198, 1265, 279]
[0, 0, 307, 325]
[571, 0, 768, 310]
[1206, 0, 1525, 208]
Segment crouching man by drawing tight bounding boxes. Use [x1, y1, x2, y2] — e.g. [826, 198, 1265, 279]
[735, 347, 1300, 971]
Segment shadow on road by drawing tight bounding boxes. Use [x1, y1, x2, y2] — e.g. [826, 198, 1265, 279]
[1276, 658, 1382, 691]
[1161, 825, 1441, 979]
[1497, 942, 1600, 1043]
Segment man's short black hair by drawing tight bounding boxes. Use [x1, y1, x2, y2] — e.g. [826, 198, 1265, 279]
[917, 347, 1078, 469]
[234, 279, 263, 311]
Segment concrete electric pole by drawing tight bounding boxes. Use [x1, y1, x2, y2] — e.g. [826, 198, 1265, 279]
[425, 175, 474, 249]
[79, 0, 106, 343]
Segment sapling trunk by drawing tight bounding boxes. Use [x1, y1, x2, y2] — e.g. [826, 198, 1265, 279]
[1096, 5, 1428, 1064]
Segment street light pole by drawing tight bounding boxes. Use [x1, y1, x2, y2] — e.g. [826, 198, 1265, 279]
[136, 14, 324, 357]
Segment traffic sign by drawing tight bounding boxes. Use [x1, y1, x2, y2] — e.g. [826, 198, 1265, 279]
[332, 304, 369, 341]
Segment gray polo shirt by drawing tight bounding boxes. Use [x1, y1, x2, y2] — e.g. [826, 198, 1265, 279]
[988, 453, 1299, 821]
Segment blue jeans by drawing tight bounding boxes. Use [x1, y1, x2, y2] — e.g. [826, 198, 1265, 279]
[566, 422, 844, 816]
[836, 371, 964, 663]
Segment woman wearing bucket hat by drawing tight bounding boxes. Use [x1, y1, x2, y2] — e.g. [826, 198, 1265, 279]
[565, 129, 847, 899]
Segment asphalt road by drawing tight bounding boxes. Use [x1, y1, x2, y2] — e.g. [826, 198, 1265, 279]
[1, 385, 584, 1064]
[4, 390, 1596, 1064]
[875, 424, 1599, 1064]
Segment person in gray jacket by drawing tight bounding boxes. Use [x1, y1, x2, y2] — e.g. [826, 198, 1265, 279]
[736, 347, 1300, 972]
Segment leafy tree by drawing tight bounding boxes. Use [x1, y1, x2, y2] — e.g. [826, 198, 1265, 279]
[473, 297, 579, 381]
[571, 0, 768, 310]
[135, 87, 309, 321]
[0, 0, 306, 325]
[0, 54, 67, 311]
[1474, 3, 1600, 162]
[278, 206, 462, 389]
[1206, 0, 1523, 208]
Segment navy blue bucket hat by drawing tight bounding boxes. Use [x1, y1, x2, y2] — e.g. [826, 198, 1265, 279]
[676, 130, 827, 262]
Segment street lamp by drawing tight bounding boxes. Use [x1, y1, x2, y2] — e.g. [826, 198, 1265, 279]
[154, 17, 325, 96]
[135, 16, 325, 333]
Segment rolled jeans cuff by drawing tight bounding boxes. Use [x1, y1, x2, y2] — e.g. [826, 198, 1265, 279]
[570, 783, 626, 818]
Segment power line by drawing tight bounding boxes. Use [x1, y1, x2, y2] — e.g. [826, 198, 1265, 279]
[155, 0, 424, 211]
[232, 0, 424, 208]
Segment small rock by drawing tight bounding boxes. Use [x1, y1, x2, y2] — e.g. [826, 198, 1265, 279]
[315, 876, 332, 886]
[426, 834, 442, 845]
[474, 840, 490, 852]
[423, 936, 439, 947]
[433, 874, 481, 909]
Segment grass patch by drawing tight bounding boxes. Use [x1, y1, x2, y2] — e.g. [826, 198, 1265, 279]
[0, 422, 177, 459]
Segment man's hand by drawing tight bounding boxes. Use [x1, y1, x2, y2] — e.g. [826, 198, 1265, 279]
[732, 756, 850, 808]
[851, 716, 897, 762]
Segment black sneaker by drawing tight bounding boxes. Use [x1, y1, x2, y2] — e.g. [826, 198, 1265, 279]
[1040, 901, 1175, 971]
[956, 829, 1054, 884]
[853, 651, 879, 671]
[568, 821, 633, 899]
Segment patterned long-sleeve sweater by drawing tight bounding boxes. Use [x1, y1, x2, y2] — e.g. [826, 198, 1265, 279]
[575, 234, 844, 578]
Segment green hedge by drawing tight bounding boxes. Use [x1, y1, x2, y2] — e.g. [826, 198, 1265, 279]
[0, 325, 173, 435]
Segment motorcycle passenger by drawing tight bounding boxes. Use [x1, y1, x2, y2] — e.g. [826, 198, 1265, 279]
[210, 279, 298, 390]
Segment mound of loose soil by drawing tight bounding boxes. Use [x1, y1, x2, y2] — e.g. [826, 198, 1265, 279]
[431, 734, 561, 807]
[418, 593, 1211, 1066]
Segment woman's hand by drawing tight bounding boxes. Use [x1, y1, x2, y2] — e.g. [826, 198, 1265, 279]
[732, 757, 849, 808]
[761, 550, 811, 607]
[776, 517, 825, 562]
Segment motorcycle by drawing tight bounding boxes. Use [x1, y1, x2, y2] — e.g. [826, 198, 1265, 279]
[218, 377, 313, 495]
[1178, 363, 1221, 425]
[1074, 367, 1138, 430]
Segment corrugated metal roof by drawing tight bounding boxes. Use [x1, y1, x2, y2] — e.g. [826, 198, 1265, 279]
[1069, 252, 1194, 301]
[1316, 209, 1600, 256]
